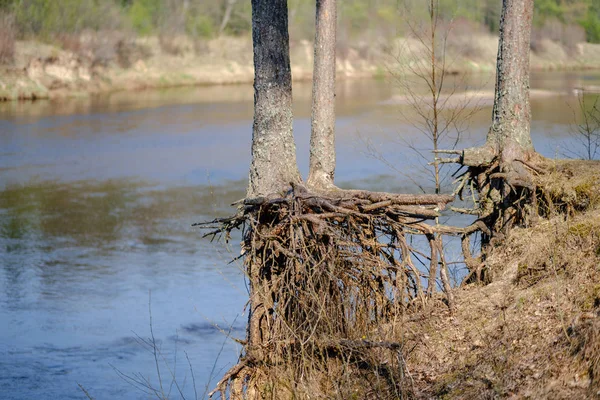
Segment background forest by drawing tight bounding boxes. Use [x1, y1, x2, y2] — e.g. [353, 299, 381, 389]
[1, 0, 600, 45]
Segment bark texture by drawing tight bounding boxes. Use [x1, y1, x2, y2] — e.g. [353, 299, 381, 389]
[487, 0, 535, 161]
[461, 0, 535, 167]
[307, 0, 337, 189]
[248, 0, 301, 198]
[246, 0, 301, 378]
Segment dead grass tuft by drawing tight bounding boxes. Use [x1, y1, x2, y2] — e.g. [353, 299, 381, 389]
[571, 312, 600, 394]
[510, 210, 600, 288]
[535, 159, 600, 216]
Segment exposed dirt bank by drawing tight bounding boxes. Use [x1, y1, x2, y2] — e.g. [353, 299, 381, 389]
[2, 35, 600, 102]
[0, 36, 373, 101]
[405, 160, 600, 399]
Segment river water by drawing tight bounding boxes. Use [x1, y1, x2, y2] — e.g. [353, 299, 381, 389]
[1, 71, 599, 399]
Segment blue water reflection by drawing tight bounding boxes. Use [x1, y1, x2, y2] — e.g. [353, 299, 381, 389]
[1, 72, 598, 399]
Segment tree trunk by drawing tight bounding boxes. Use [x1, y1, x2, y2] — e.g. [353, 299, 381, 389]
[307, 0, 337, 190]
[247, 0, 301, 198]
[489, 0, 535, 160]
[463, 0, 535, 167]
[448, 0, 538, 282]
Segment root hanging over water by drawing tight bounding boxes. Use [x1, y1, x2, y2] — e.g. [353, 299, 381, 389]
[196, 159, 600, 398]
[196, 184, 456, 398]
[439, 147, 600, 284]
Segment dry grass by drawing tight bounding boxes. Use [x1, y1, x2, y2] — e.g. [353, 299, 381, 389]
[535, 159, 600, 216]
[400, 159, 600, 399]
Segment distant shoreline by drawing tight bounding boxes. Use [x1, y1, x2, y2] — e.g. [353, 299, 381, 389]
[2, 35, 600, 102]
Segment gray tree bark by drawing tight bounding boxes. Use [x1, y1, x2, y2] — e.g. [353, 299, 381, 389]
[463, 0, 535, 166]
[489, 0, 535, 160]
[247, 0, 301, 198]
[307, 0, 337, 189]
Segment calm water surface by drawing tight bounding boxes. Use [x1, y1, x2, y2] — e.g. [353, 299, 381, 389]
[1, 71, 599, 399]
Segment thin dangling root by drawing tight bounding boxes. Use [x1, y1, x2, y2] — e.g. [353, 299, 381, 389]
[196, 184, 462, 398]
[437, 147, 600, 284]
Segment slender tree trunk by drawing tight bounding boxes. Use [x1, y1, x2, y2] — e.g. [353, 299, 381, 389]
[307, 0, 337, 189]
[219, 0, 237, 36]
[463, 0, 535, 166]
[447, 0, 538, 282]
[429, 0, 441, 194]
[248, 0, 301, 198]
[489, 0, 535, 160]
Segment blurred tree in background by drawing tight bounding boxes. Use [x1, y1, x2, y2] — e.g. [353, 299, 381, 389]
[581, 0, 600, 42]
[0, 0, 599, 44]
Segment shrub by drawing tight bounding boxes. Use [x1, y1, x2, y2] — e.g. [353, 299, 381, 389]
[13, 0, 125, 39]
[581, 13, 600, 43]
[128, 0, 162, 35]
[158, 34, 182, 55]
[563, 23, 586, 52]
[56, 33, 82, 54]
[185, 14, 215, 38]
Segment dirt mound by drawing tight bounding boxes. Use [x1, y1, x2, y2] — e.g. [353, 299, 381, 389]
[403, 160, 600, 399]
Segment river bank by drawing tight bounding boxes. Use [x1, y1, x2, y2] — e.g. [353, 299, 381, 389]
[405, 160, 600, 398]
[2, 34, 600, 102]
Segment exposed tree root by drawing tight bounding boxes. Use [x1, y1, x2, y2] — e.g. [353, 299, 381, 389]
[196, 184, 457, 398]
[438, 147, 600, 284]
[197, 154, 600, 398]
